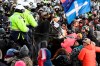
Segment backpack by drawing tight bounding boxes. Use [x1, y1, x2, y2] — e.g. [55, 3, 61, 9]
[70, 45, 83, 60]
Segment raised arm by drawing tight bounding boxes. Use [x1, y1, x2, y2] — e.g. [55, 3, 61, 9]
[95, 46, 100, 52]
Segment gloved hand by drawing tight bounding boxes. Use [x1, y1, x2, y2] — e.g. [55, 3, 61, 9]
[27, 27, 29, 32]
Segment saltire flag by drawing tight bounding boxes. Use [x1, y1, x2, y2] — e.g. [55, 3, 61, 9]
[61, 0, 91, 24]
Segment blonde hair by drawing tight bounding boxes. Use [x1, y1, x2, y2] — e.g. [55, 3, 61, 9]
[77, 33, 82, 39]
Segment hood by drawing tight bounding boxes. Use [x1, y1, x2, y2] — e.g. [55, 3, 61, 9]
[45, 49, 51, 60]
[84, 44, 94, 50]
[4, 57, 14, 63]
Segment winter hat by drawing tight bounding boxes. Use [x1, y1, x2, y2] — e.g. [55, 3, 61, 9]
[5, 48, 19, 58]
[19, 45, 29, 56]
[83, 38, 91, 44]
[14, 60, 26, 66]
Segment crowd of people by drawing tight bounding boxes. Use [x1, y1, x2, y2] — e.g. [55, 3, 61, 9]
[0, 0, 99, 66]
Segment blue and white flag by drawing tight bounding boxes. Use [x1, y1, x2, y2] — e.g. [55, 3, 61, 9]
[61, 0, 74, 12]
[61, 0, 91, 24]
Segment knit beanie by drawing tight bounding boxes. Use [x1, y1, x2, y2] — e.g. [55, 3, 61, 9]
[14, 60, 26, 66]
[19, 45, 29, 56]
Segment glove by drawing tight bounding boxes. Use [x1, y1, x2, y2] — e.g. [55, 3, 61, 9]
[27, 28, 29, 32]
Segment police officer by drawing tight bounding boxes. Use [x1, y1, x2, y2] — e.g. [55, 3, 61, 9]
[20, 3, 38, 61]
[9, 5, 29, 47]
[20, 2, 38, 39]
[21, 2, 38, 28]
[9, 5, 34, 61]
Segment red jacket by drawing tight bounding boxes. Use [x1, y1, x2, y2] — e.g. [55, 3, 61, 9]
[78, 44, 100, 66]
[38, 48, 46, 66]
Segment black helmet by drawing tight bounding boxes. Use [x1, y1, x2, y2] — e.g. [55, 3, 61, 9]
[37, 3, 41, 8]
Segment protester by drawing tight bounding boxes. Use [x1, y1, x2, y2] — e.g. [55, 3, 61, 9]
[71, 41, 83, 66]
[37, 41, 52, 66]
[10, 45, 33, 66]
[4, 48, 19, 66]
[78, 38, 100, 66]
[18, 45, 33, 66]
[0, 0, 99, 66]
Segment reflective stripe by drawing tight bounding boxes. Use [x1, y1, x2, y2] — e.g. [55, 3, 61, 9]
[17, 33, 20, 40]
[22, 34, 25, 40]
[11, 29, 20, 31]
